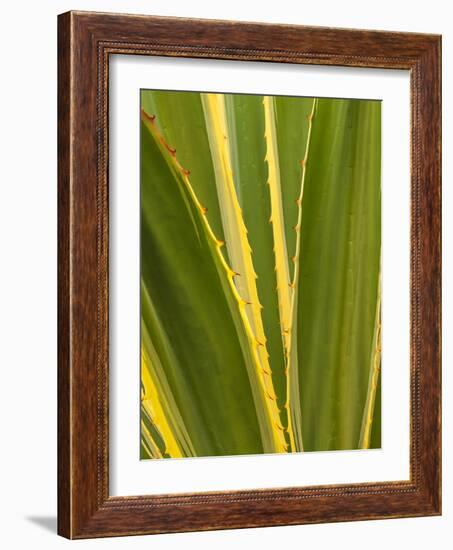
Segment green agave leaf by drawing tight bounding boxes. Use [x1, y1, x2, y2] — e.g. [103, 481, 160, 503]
[141, 112, 268, 457]
[286, 97, 318, 452]
[200, 93, 287, 452]
[140, 90, 382, 457]
[141, 287, 196, 458]
[369, 371, 382, 448]
[294, 98, 381, 451]
[359, 275, 381, 448]
[274, 95, 315, 269]
[262, 96, 293, 380]
[141, 90, 225, 246]
[223, 94, 287, 421]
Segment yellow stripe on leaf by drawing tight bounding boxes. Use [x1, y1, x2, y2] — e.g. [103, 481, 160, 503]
[359, 271, 382, 449]
[263, 96, 293, 354]
[200, 94, 287, 453]
[141, 346, 184, 458]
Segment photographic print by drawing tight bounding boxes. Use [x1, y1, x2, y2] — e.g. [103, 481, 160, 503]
[140, 90, 381, 460]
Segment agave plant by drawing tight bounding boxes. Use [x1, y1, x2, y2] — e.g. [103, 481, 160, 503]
[140, 89, 381, 459]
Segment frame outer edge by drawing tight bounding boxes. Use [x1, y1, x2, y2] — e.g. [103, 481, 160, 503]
[410, 37, 442, 516]
[59, 10, 106, 538]
[427, 35, 442, 514]
[435, 35, 442, 515]
[57, 11, 72, 539]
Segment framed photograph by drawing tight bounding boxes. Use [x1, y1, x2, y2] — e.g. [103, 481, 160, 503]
[58, 11, 441, 538]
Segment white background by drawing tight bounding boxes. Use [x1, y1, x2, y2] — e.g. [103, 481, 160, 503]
[0, 0, 450, 548]
[110, 57, 410, 495]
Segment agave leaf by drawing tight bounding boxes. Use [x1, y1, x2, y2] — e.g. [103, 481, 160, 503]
[141, 285, 196, 458]
[223, 94, 288, 429]
[274, 96, 315, 271]
[359, 272, 382, 448]
[201, 93, 287, 452]
[370, 370, 382, 448]
[140, 416, 164, 459]
[140, 90, 382, 457]
[262, 96, 292, 355]
[286, 98, 318, 452]
[294, 98, 381, 451]
[140, 90, 225, 245]
[262, 96, 317, 450]
[141, 111, 267, 457]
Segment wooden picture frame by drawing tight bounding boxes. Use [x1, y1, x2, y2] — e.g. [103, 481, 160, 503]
[58, 10, 441, 539]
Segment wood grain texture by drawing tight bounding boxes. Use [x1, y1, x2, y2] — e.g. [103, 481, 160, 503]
[57, 10, 442, 539]
[57, 11, 71, 538]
